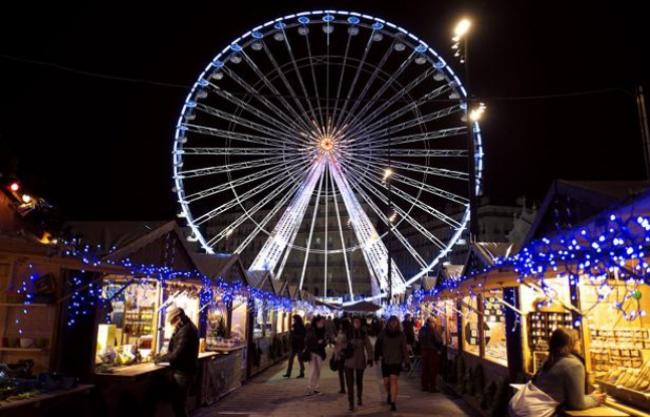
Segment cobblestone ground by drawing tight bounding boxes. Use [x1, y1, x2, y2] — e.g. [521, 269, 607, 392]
[195, 355, 477, 417]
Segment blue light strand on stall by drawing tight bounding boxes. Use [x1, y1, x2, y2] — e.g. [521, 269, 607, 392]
[399, 209, 649, 321]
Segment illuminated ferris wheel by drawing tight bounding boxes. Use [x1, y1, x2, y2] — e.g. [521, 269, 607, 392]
[172, 10, 483, 301]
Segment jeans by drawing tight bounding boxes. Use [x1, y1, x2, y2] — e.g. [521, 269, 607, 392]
[308, 355, 323, 391]
[421, 348, 440, 391]
[286, 348, 305, 375]
[345, 368, 365, 406]
[338, 360, 346, 392]
[170, 371, 193, 417]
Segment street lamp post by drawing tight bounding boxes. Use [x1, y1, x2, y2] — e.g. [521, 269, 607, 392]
[452, 18, 481, 240]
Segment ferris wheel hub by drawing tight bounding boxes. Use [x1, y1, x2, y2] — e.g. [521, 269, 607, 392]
[319, 136, 335, 152]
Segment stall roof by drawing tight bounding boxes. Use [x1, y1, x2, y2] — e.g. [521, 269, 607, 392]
[523, 180, 650, 246]
[194, 253, 249, 285]
[63, 220, 198, 272]
[247, 270, 274, 293]
[461, 242, 516, 277]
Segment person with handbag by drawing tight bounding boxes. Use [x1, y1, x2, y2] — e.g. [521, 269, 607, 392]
[374, 315, 408, 411]
[338, 316, 373, 412]
[509, 327, 605, 417]
[333, 318, 351, 394]
[304, 316, 327, 395]
[283, 315, 306, 379]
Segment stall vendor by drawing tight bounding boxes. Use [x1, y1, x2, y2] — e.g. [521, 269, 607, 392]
[155, 307, 199, 417]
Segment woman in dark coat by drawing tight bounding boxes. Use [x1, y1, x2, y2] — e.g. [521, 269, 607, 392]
[304, 316, 327, 395]
[283, 315, 306, 378]
[336, 316, 373, 411]
[375, 315, 408, 411]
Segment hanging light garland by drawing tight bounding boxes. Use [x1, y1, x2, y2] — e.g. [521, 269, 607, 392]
[400, 208, 650, 321]
[10, 238, 323, 327]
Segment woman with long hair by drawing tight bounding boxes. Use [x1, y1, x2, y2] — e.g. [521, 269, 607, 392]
[304, 315, 327, 395]
[533, 328, 605, 410]
[374, 315, 408, 411]
[283, 314, 306, 378]
[338, 316, 373, 411]
[333, 318, 351, 394]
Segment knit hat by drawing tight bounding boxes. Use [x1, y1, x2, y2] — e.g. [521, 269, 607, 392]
[167, 306, 184, 323]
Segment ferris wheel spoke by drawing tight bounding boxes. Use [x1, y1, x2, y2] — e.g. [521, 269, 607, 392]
[349, 126, 466, 149]
[346, 177, 428, 269]
[368, 157, 469, 181]
[179, 147, 307, 156]
[236, 52, 315, 135]
[250, 159, 326, 274]
[338, 50, 415, 137]
[203, 80, 307, 143]
[334, 39, 397, 136]
[260, 42, 322, 136]
[344, 159, 463, 229]
[369, 149, 468, 158]
[344, 79, 445, 140]
[328, 167, 354, 298]
[342, 163, 448, 250]
[219, 64, 313, 139]
[279, 28, 324, 136]
[329, 158, 406, 295]
[181, 123, 290, 148]
[346, 104, 463, 148]
[298, 165, 326, 290]
[183, 163, 301, 203]
[324, 165, 329, 296]
[301, 30, 327, 130]
[347, 156, 468, 205]
[179, 124, 280, 148]
[329, 32, 353, 136]
[332, 29, 376, 133]
[208, 180, 301, 248]
[175, 155, 291, 179]
[193, 166, 305, 226]
[195, 103, 306, 146]
[231, 178, 306, 254]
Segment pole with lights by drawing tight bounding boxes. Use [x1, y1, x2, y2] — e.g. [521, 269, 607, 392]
[452, 18, 484, 240]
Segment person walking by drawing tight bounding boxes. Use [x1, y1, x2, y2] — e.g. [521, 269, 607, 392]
[333, 318, 350, 394]
[339, 316, 373, 412]
[418, 316, 443, 392]
[155, 307, 199, 417]
[374, 315, 408, 411]
[283, 314, 306, 378]
[402, 314, 416, 351]
[305, 316, 327, 395]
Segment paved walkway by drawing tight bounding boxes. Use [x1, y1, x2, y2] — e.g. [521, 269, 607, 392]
[195, 356, 477, 417]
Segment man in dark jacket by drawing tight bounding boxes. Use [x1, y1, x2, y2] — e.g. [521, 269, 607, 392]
[418, 316, 443, 392]
[283, 314, 306, 378]
[156, 307, 199, 417]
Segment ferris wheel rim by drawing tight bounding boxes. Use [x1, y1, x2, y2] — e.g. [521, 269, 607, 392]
[172, 9, 484, 298]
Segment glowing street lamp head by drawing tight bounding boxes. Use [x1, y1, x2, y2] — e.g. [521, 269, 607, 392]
[453, 18, 472, 40]
[383, 168, 394, 181]
[469, 102, 487, 122]
[9, 182, 20, 192]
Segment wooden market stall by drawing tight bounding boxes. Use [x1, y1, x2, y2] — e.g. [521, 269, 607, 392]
[245, 271, 291, 377]
[425, 182, 650, 417]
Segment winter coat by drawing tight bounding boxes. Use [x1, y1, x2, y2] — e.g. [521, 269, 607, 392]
[336, 330, 374, 370]
[290, 325, 306, 351]
[402, 319, 416, 345]
[305, 327, 327, 360]
[158, 319, 199, 374]
[375, 329, 408, 365]
[418, 324, 443, 352]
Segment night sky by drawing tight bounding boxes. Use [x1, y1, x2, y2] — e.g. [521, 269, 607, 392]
[0, 1, 647, 220]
